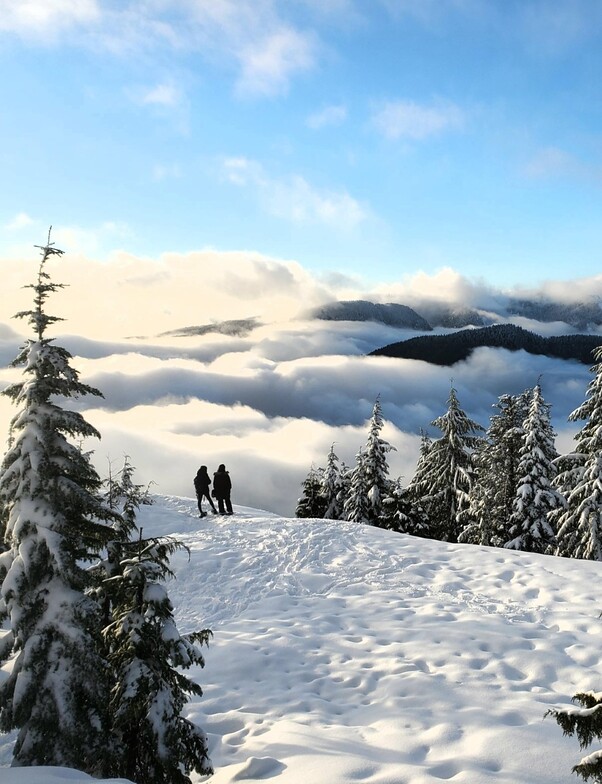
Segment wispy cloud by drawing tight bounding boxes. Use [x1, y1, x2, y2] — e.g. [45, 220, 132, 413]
[522, 146, 602, 183]
[0, 1, 320, 99]
[5, 212, 34, 230]
[371, 99, 465, 141]
[222, 157, 368, 228]
[139, 82, 183, 108]
[235, 26, 317, 97]
[306, 104, 348, 129]
[517, 0, 602, 55]
[0, 0, 100, 39]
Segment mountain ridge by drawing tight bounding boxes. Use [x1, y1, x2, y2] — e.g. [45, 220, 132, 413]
[308, 297, 602, 331]
[370, 323, 602, 366]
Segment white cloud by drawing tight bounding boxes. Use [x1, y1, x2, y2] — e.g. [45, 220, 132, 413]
[0, 1, 321, 99]
[370, 267, 494, 309]
[5, 212, 34, 230]
[49, 221, 131, 257]
[222, 157, 368, 228]
[0, 247, 335, 340]
[0, 0, 99, 38]
[235, 26, 317, 97]
[371, 100, 465, 141]
[306, 104, 348, 129]
[140, 82, 183, 108]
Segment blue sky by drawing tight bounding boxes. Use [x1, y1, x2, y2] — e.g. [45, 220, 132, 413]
[1, 0, 602, 288]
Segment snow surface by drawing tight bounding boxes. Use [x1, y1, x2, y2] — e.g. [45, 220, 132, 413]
[2, 494, 602, 783]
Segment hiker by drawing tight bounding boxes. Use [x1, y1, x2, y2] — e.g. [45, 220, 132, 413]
[194, 465, 217, 517]
[213, 463, 233, 515]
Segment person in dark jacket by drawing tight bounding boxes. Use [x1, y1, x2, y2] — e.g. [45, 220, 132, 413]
[194, 465, 217, 517]
[213, 463, 233, 515]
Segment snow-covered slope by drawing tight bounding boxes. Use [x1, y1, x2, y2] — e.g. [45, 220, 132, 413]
[2, 494, 602, 783]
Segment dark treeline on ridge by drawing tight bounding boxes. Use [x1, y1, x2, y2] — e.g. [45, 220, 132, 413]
[371, 323, 602, 366]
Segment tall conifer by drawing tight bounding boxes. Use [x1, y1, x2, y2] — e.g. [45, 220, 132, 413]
[505, 384, 562, 553]
[554, 346, 602, 560]
[462, 392, 528, 546]
[0, 232, 115, 770]
[409, 387, 484, 542]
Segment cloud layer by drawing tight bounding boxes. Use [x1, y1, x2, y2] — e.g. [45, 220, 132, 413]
[1, 248, 599, 515]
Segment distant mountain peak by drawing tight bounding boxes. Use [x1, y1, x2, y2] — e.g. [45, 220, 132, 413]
[158, 317, 260, 338]
[306, 300, 432, 330]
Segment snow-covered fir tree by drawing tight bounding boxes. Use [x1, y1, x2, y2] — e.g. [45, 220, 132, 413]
[336, 459, 352, 516]
[408, 387, 484, 542]
[320, 444, 344, 520]
[361, 396, 396, 525]
[341, 396, 395, 526]
[94, 457, 212, 782]
[295, 465, 327, 518]
[104, 531, 212, 784]
[0, 233, 116, 771]
[553, 346, 602, 560]
[343, 448, 371, 523]
[97, 456, 154, 626]
[548, 691, 602, 782]
[380, 478, 429, 536]
[505, 384, 563, 553]
[461, 392, 528, 546]
[105, 455, 153, 539]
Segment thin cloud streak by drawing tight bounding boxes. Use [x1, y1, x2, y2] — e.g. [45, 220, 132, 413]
[222, 157, 369, 228]
[371, 100, 465, 141]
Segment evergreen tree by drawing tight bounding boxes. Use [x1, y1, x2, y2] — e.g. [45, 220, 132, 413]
[553, 346, 602, 560]
[96, 456, 154, 627]
[361, 396, 396, 525]
[321, 445, 344, 520]
[505, 384, 562, 553]
[462, 392, 528, 546]
[343, 448, 371, 523]
[104, 532, 213, 783]
[380, 478, 430, 536]
[105, 455, 153, 540]
[341, 397, 395, 526]
[408, 387, 484, 542]
[0, 232, 115, 770]
[95, 456, 212, 783]
[336, 459, 352, 516]
[295, 465, 326, 518]
[547, 691, 602, 782]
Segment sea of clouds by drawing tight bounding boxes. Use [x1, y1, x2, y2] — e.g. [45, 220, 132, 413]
[0, 248, 600, 515]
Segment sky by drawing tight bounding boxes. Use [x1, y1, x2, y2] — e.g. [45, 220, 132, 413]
[1, 0, 602, 286]
[3, 495, 602, 783]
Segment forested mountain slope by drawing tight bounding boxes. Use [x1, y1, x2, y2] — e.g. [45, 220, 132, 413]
[371, 324, 602, 366]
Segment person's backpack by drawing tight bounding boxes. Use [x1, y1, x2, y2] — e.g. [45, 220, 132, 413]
[193, 474, 201, 492]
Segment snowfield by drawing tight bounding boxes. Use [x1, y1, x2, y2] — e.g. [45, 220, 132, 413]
[2, 494, 602, 783]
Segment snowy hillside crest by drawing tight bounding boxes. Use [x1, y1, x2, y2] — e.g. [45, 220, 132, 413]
[5, 496, 602, 783]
